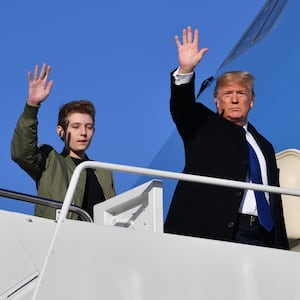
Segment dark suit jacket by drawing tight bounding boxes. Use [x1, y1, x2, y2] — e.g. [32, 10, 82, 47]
[164, 71, 289, 250]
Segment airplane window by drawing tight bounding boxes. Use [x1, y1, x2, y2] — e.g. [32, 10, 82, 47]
[220, 0, 288, 68]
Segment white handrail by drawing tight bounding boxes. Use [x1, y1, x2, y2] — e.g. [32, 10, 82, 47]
[32, 160, 300, 299]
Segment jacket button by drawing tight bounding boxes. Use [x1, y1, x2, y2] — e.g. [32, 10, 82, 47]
[228, 222, 235, 228]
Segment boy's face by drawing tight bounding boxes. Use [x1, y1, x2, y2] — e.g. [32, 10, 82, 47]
[57, 113, 95, 159]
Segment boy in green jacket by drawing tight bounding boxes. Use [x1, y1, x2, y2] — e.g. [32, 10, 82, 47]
[11, 63, 115, 220]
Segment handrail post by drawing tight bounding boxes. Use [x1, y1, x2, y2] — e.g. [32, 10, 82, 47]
[32, 161, 90, 299]
[58, 161, 92, 222]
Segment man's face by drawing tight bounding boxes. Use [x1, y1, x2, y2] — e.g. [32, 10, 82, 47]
[57, 113, 95, 159]
[214, 82, 254, 126]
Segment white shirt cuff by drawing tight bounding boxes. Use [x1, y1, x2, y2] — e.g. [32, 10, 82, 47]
[173, 68, 194, 85]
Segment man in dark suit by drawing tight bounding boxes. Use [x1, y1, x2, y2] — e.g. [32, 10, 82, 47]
[164, 26, 289, 249]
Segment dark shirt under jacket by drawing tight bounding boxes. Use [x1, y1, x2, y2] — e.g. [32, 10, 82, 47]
[164, 71, 289, 250]
[72, 158, 106, 219]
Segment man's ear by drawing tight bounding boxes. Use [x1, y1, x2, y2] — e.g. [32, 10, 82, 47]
[57, 125, 65, 140]
[250, 95, 255, 108]
[214, 96, 220, 110]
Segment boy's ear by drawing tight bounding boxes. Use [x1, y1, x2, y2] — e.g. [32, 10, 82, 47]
[57, 125, 65, 139]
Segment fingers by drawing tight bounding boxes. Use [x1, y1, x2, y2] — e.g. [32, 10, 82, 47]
[42, 65, 51, 81]
[30, 63, 51, 82]
[46, 79, 54, 93]
[187, 26, 193, 43]
[39, 63, 50, 80]
[193, 28, 198, 45]
[175, 26, 199, 45]
[33, 65, 39, 80]
[180, 27, 192, 44]
[40, 63, 47, 79]
[182, 28, 187, 44]
[175, 26, 208, 55]
[174, 35, 181, 48]
[28, 70, 32, 82]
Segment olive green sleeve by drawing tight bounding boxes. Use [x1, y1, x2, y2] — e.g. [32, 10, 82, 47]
[11, 104, 44, 181]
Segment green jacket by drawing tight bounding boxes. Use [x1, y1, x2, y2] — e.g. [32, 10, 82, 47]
[11, 104, 116, 220]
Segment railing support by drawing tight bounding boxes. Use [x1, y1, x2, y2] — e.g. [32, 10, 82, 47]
[32, 160, 300, 299]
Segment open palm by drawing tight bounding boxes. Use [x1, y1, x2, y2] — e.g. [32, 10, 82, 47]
[27, 63, 53, 106]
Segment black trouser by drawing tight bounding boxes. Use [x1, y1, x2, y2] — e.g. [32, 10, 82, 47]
[234, 214, 274, 247]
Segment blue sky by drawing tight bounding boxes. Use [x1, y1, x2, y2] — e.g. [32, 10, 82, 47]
[0, 0, 264, 214]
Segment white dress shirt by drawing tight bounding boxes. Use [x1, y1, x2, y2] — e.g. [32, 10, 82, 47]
[239, 126, 270, 215]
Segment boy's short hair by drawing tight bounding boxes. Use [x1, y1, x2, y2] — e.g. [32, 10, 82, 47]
[58, 100, 96, 129]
